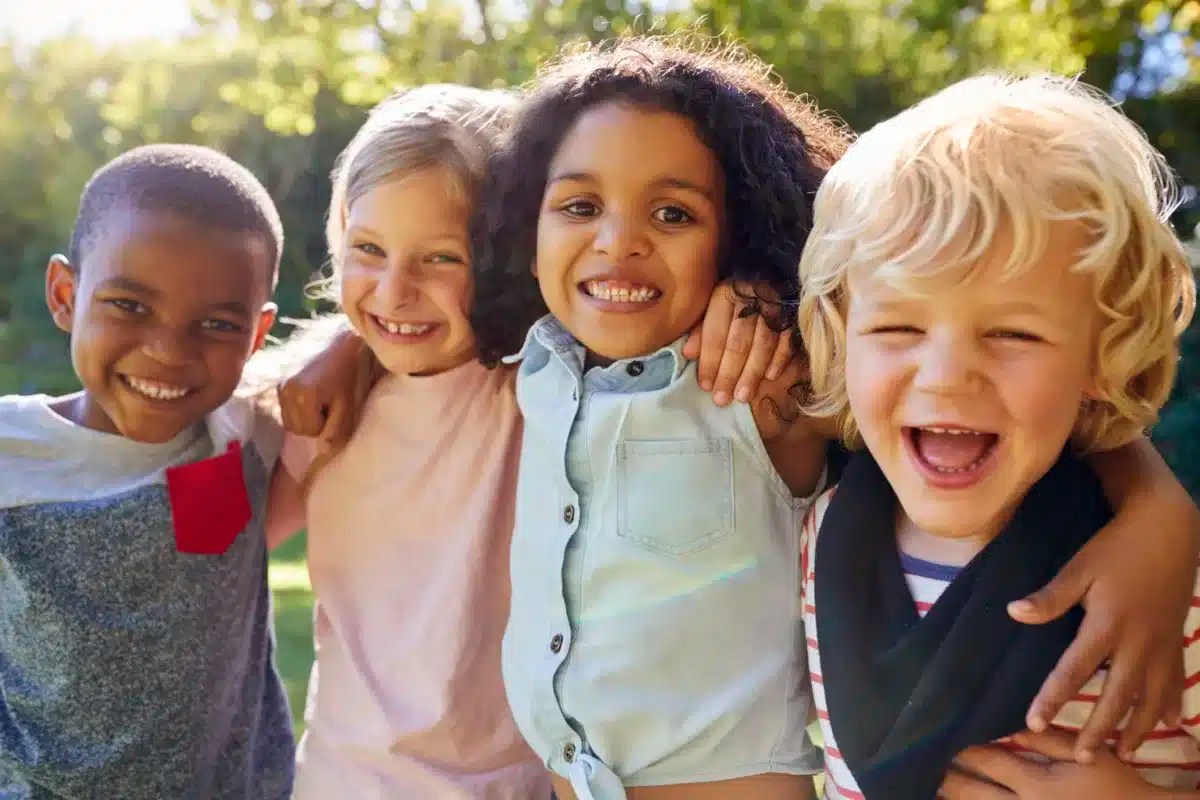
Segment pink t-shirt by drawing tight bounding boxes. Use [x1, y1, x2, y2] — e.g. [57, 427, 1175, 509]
[279, 361, 550, 799]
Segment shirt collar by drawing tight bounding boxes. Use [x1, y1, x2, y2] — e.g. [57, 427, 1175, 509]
[505, 315, 689, 383]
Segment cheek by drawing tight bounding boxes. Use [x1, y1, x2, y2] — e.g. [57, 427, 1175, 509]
[844, 338, 900, 430]
[999, 360, 1086, 434]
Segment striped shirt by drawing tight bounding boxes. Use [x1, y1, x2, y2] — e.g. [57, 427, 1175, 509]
[801, 488, 1200, 799]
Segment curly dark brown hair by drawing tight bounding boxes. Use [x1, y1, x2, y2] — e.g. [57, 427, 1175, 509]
[471, 34, 852, 365]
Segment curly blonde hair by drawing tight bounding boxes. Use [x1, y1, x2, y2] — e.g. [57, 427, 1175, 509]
[797, 73, 1196, 452]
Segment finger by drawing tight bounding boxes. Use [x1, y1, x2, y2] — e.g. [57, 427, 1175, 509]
[939, 768, 1014, 800]
[1026, 615, 1114, 734]
[1011, 728, 1082, 761]
[695, 288, 736, 393]
[765, 329, 795, 381]
[709, 311, 757, 406]
[953, 744, 1038, 788]
[1117, 649, 1180, 757]
[682, 324, 702, 361]
[1008, 548, 1093, 625]
[321, 396, 352, 444]
[1074, 646, 1142, 762]
[732, 315, 777, 403]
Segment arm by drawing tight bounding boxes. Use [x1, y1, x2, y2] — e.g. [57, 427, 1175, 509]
[1010, 437, 1200, 760]
[942, 730, 1200, 799]
[278, 325, 370, 443]
[751, 358, 830, 498]
[265, 463, 306, 550]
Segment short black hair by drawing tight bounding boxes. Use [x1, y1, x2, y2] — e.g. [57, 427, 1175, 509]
[471, 35, 852, 365]
[68, 144, 284, 290]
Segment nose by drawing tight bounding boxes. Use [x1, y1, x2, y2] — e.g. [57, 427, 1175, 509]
[593, 211, 649, 261]
[141, 324, 197, 367]
[377, 259, 421, 309]
[912, 329, 980, 396]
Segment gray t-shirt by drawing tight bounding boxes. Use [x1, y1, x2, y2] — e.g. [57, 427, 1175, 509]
[0, 394, 294, 799]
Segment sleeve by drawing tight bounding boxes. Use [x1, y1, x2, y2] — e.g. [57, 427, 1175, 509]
[800, 487, 836, 608]
[1178, 565, 1200, 743]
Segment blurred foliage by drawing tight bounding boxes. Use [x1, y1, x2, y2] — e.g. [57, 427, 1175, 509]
[0, 0, 1196, 490]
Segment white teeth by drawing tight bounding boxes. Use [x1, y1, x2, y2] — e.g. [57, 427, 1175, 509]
[377, 318, 434, 336]
[125, 376, 190, 401]
[584, 281, 660, 303]
[922, 427, 977, 435]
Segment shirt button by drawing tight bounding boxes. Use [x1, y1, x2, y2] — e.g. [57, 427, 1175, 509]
[550, 633, 564, 653]
[626, 360, 644, 377]
[563, 742, 577, 762]
[563, 505, 575, 524]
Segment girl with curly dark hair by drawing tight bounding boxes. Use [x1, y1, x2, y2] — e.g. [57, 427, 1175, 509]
[490, 36, 848, 800]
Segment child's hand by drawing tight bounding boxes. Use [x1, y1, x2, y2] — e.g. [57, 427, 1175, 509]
[940, 730, 1189, 799]
[681, 281, 794, 406]
[278, 326, 366, 444]
[1005, 438, 1199, 762]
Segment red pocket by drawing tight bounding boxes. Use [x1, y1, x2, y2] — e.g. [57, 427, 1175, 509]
[166, 441, 252, 555]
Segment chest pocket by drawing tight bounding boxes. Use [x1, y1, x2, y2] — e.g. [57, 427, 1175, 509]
[616, 438, 734, 556]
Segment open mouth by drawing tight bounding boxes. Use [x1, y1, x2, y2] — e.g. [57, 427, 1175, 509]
[368, 314, 439, 340]
[903, 425, 1000, 488]
[579, 279, 662, 305]
[120, 375, 195, 402]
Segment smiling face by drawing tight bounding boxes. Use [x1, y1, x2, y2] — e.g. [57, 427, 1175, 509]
[844, 223, 1100, 556]
[338, 167, 477, 377]
[46, 209, 277, 443]
[535, 103, 725, 362]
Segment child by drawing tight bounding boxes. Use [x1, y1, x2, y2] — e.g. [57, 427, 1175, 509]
[472, 40, 1200, 800]
[263, 84, 786, 798]
[263, 84, 553, 800]
[796, 74, 1198, 799]
[0, 145, 294, 798]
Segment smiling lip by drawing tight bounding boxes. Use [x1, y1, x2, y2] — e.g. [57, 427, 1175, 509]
[368, 314, 441, 342]
[578, 278, 662, 313]
[119, 374, 195, 403]
[903, 424, 1001, 490]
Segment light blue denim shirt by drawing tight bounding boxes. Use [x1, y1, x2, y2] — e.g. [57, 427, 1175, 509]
[502, 316, 823, 800]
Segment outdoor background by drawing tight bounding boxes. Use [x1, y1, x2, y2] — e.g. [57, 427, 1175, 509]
[1, 0, 1197, 733]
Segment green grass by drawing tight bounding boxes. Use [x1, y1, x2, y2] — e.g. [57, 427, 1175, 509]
[268, 533, 314, 735]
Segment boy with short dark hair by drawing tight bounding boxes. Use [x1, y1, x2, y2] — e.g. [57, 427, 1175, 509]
[0, 144, 294, 798]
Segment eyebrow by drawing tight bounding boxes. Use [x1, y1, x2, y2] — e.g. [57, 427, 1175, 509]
[345, 224, 468, 244]
[97, 276, 252, 318]
[547, 171, 716, 200]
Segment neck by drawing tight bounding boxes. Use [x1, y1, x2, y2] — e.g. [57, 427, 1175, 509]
[894, 512, 1004, 567]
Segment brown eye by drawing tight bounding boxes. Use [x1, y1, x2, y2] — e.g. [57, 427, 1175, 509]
[653, 205, 693, 225]
[561, 200, 599, 218]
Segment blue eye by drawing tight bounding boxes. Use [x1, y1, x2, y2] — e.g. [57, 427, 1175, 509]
[427, 252, 466, 265]
[353, 241, 386, 258]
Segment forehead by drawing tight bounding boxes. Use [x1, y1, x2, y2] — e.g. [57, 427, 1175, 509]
[346, 168, 470, 233]
[549, 102, 721, 189]
[849, 221, 1096, 308]
[83, 208, 274, 303]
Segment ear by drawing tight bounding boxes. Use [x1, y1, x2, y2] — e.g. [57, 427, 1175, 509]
[45, 254, 78, 334]
[251, 302, 278, 353]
